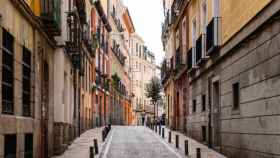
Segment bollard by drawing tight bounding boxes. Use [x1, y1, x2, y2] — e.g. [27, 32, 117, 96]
[159, 126, 161, 135]
[185, 140, 189, 156]
[89, 146, 94, 158]
[168, 131, 171, 143]
[162, 128, 165, 138]
[94, 139, 99, 154]
[155, 125, 157, 133]
[197, 148, 201, 158]
[175, 134, 179, 148]
[102, 130, 105, 142]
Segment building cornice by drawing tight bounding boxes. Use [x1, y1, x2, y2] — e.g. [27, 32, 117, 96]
[10, 0, 56, 48]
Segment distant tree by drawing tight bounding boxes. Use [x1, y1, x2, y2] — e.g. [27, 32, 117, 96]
[145, 77, 162, 123]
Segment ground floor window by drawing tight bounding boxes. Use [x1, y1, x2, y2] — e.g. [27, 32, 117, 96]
[202, 126, 207, 142]
[4, 134, 17, 158]
[24, 133, 33, 158]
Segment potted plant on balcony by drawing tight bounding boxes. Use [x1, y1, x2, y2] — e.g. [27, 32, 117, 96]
[91, 33, 99, 57]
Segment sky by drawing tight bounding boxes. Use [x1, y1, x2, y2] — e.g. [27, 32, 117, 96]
[123, 0, 164, 66]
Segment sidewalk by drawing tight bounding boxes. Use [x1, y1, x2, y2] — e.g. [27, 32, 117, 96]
[150, 126, 227, 158]
[52, 127, 105, 158]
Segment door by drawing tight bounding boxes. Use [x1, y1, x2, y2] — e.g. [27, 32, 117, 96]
[212, 80, 221, 149]
[41, 62, 49, 158]
[183, 88, 187, 133]
[176, 92, 180, 130]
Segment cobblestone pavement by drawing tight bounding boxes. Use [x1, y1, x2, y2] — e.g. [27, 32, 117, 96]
[156, 126, 227, 158]
[53, 126, 227, 158]
[99, 126, 182, 158]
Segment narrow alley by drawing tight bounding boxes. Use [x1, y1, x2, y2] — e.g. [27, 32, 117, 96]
[0, 0, 280, 158]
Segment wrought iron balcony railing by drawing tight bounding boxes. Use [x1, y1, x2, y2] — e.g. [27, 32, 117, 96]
[66, 12, 81, 54]
[75, 0, 86, 24]
[111, 40, 126, 65]
[171, 0, 184, 23]
[40, 0, 61, 36]
[175, 48, 183, 67]
[111, 12, 124, 32]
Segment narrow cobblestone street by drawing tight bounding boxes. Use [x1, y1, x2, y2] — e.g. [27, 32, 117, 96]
[1, 0, 279, 157]
[100, 126, 182, 158]
[54, 126, 226, 158]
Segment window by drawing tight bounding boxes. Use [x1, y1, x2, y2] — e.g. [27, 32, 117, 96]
[63, 72, 67, 105]
[202, 126, 206, 142]
[192, 99, 196, 112]
[207, 0, 219, 54]
[202, 94, 206, 111]
[201, 2, 207, 34]
[22, 47, 32, 117]
[192, 18, 197, 66]
[96, 94, 98, 104]
[24, 134, 33, 158]
[2, 29, 14, 114]
[232, 82, 240, 110]
[182, 18, 187, 51]
[136, 43, 138, 53]
[192, 18, 197, 47]
[4, 134, 17, 158]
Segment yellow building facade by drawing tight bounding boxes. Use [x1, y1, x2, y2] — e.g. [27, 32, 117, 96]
[162, 0, 279, 157]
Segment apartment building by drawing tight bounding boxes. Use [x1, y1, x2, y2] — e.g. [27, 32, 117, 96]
[0, 0, 58, 157]
[162, 0, 189, 132]
[162, 0, 280, 157]
[0, 0, 103, 157]
[91, 0, 112, 127]
[108, 0, 133, 125]
[130, 33, 157, 125]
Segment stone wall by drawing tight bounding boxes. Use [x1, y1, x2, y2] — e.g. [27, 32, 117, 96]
[187, 10, 280, 158]
[220, 14, 280, 158]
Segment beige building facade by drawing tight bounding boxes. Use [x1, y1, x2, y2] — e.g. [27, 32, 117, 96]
[130, 33, 157, 125]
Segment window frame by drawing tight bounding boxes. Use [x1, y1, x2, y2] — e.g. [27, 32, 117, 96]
[24, 133, 33, 158]
[202, 94, 206, 112]
[4, 134, 17, 158]
[2, 28, 14, 115]
[22, 46, 32, 117]
[232, 82, 240, 110]
[192, 99, 196, 113]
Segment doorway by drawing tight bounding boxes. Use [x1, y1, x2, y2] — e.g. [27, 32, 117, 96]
[208, 77, 221, 149]
[41, 61, 49, 158]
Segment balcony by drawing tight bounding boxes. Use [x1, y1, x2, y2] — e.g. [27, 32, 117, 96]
[95, 73, 103, 89]
[40, 0, 61, 36]
[161, 59, 173, 85]
[206, 17, 219, 55]
[187, 47, 196, 72]
[94, 0, 112, 32]
[82, 23, 95, 56]
[111, 40, 126, 65]
[175, 48, 184, 72]
[65, 12, 87, 71]
[111, 12, 124, 32]
[171, 0, 184, 23]
[75, 0, 86, 24]
[65, 12, 81, 55]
